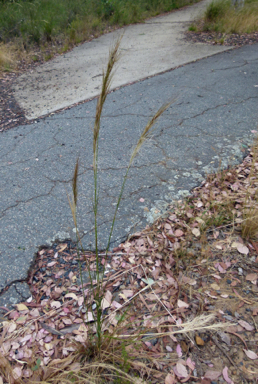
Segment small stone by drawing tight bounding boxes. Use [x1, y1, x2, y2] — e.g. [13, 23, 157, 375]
[10, 297, 19, 304]
[225, 309, 233, 316]
[142, 333, 158, 346]
[226, 279, 232, 284]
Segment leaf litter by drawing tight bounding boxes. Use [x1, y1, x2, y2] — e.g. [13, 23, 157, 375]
[1, 147, 258, 383]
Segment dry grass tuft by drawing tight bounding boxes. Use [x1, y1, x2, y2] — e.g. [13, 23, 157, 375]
[242, 205, 258, 239]
[192, 0, 258, 34]
[221, 3, 258, 34]
[241, 136, 258, 239]
[0, 43, 14, 71]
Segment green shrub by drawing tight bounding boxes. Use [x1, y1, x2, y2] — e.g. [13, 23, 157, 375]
[205, 0, 230, 22]
[188, 23, 197, 31]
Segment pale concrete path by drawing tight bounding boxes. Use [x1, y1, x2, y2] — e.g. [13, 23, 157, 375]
[13, 0, 230, 119]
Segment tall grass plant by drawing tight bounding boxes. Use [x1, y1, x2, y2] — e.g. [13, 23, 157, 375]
[68, 36, 173, 353]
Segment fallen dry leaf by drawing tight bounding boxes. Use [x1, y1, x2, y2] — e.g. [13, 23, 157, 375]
[176, 344, 182, 357]
[210, 283, 220, 290]
[204, 370, 221, 380]
[253, 307, 258, 316]
[222, 366, 234, 384]
[243, 349, 258, 360]
[16, 303, 28, 311]
[246, 273, 257, 283]
[101, 297, 110, 310]
[232, 242, 249, 255]
[7, 322, 16, 333]
[238, 320, 254, 331]
[186, 357, 195, 370]
[62, 318, 72, 325]
[177, 300, 189, 308]
[64, 293, 78, 300]
[13, 366, 22, 379]
[175, 362, 188, 378]
[175, 229, 184, 237]
[47, 261, 57, 267]
[195, 336, 205, 346]
[165, 373, 176, 384]
[50, 301, 61, 309]
[192, 228, 200, 237]
[58, 244, 67, 252]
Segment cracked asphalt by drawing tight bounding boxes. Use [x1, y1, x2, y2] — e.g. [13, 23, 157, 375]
[0, 42, 258, 309]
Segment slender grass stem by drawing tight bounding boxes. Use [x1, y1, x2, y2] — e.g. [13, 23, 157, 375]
[92, 37, 121, 348]
[69, 36, 174, 354]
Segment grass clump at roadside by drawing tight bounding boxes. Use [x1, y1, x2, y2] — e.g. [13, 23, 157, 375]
[0, 0, 199, 72]
[189, 0, 258, 34]
[0, 43, 15, 71]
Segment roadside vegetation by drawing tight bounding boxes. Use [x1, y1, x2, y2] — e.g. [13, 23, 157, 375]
[0, 0, 199, 72]
[189, 0, 258, 34]
[1, 39, 258, 384]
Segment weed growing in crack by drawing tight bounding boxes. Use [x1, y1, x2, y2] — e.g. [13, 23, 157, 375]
[67, 36, 173, 378]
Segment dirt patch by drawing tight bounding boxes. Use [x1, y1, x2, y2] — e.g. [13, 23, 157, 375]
[185, 30, 258, 47]
[0, 72, 28, 132]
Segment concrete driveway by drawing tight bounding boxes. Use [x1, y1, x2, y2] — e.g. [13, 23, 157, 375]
[13, 0, 230, 119]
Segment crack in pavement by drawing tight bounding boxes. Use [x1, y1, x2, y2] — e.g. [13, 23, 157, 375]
[0, 185, 56, 219]
[0, 279, 28, 296]
[209, 61, 249, 71]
